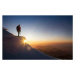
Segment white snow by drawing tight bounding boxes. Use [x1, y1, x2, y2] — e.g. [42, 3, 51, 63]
[3, 29, 56, 59]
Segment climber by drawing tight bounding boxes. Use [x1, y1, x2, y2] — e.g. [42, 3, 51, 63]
[16, 24, 21, 36]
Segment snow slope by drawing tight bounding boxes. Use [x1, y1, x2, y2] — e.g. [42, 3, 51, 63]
[3, 29, 56, 59]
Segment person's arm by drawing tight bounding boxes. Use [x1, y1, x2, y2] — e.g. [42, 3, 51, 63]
[20, 27, 21, 32]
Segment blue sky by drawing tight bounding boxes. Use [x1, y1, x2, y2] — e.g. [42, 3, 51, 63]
[3, 15, 73, 42]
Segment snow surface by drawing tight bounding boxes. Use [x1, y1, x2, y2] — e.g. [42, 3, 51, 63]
[3, 29, 56, 60]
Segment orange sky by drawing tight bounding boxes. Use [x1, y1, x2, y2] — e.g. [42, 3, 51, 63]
[26, 40, 72, 46]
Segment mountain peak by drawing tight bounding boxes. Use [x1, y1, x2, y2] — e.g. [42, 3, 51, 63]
[3, 28, 56, 59]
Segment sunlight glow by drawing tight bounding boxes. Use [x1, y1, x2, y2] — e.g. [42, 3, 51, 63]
[24, 40, 26, 43]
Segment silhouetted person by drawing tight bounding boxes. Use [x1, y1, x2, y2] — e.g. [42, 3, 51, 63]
[16, 24, 21, 36]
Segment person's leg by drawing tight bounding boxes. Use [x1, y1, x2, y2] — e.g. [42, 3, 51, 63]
[18, 31, 19, 36]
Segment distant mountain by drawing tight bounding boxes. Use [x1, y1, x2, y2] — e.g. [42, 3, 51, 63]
[3, 28, 56, 59]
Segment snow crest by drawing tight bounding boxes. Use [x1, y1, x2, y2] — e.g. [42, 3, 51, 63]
[3, 29, 56, 59]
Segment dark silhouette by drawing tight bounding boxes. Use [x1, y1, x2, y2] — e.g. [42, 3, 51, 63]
[16, 24, 21, 36]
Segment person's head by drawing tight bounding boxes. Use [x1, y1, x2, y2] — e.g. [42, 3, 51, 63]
[19, 24, 20, 27]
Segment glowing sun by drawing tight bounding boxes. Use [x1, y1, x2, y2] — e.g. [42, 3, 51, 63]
[24, 40, 26, 43]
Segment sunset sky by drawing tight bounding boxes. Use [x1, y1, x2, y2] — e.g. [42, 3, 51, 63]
[3, 16, 73, 43]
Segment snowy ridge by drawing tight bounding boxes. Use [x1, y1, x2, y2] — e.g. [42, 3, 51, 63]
[3, 29, 56, 59]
